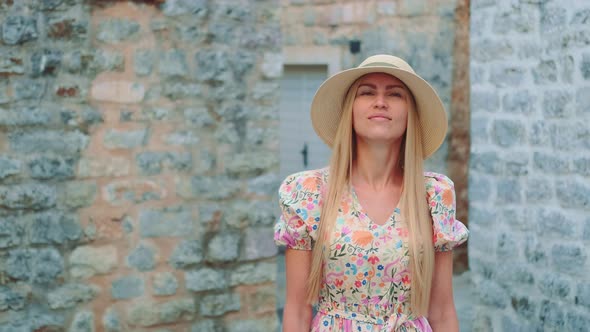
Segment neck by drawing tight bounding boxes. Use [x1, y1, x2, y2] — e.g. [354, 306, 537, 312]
[352, 137, 404, 191]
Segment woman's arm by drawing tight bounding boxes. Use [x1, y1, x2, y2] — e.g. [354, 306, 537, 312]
[282, 248, 313, 332]
[428, 251, 459, 332]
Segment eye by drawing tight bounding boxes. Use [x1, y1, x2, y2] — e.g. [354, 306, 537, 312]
[358, 90, 374, 96]
[389, 92, 403, 98]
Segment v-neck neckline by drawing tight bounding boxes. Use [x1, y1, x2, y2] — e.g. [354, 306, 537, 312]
[350, 186, 400, 228]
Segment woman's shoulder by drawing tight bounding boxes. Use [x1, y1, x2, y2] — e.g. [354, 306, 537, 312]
[423, 171, 454, 190]
[279, 167, 329, 195]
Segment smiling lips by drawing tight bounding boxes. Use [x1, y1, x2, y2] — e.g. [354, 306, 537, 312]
[368, 113, 392, 120]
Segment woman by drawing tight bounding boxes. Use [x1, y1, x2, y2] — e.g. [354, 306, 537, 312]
[275, 54, 468, 332]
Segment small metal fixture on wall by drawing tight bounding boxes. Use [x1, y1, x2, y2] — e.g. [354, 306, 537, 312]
[349, 39, 361, 54]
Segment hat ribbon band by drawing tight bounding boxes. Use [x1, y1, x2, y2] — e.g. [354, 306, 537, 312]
[360, 62, 399, 68]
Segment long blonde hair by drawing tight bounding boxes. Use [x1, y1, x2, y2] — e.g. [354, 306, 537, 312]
[307, 76, 435, 316]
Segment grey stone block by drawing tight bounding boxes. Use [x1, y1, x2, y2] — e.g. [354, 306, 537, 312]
[161, 0, 208, 17]
[200, 293, 240, 317]
[536, 208, 575, 238]
[496, 178, 521, 204]
[540, 6, 566, 33]
[490, 66, 526, 87]
[538, 273, 570, 299]
[496, 233, 518, 260]
[573, 157, 590, 176]
[526, 175, 554, 203]
[577, 86, 590, 115]
[550, 123, 590, 151]
[230, 261, 277, 286]
[0, 50, 25, 75]
[185, 268, 226, 292]
[539, 300, 565, 329]
[471, 39, 513, 63]
[12, 78, 46, 100]
[169, 239, 203, 268]
[63, 181, 97, 209]
[69, 310, 94, 332]
[492, 119, 524, 147]
[529, 121, 550, 146]
[225, 317, 278, 332]
[97, 18, 140, 43]
[0, 156, 21, 179]
[242, 227, 277, 260]
[0, 216, 22, 248]
[503, 152, 529, 176]
[69, 245, 117, 278]
[127, 299, 195, 327]
[207, 233, 239, 262]
[0, 285, 26, 311]
[191, 319, 222, 332]
[502, 90, 535, 114]
[139, 207, 194, 238]
[2, 16, 38, 45]
[153, 272, 178, 296]
[471, 89, 500, 113]
[9, 130, 89, 154]
[127, 243, 156, 271]
[510, 296, 536, 320]
[551, 244, 587, 274]
[191, 175, 240, 200]
[478, 281, 508, 308]
[493, 7, 537, 34]
[533, 60, 557, 83]
[31, 49, 62, 77]
[134, 49, 154, 76]
[111, 275, 144, 300]
[6, 248, 64, 283]
[102, 307, 121, 332]
[195, 50, 232, 82]
[159, 49, 189, 78]
[136, 151, 192, 175]
[543, 90, 573, 118]
[556, 180, 590, 209]
[183, 107, 215, 127]
[164, 130, 200, 145]
[48, 283, 98, 309]
[162, 82, 202, 99]
[28, 155, 76, 179]
[524, 236, 547, 265]
[575, 283, 590, 308]
[0, 183, 56, 210]
[174, 23, 207, 43]
[30, 211, 82, 245]
[533, 152, 569, 174]
[0, 106, 53, 126]
[0, 307, 65, 331]
[567, 311, 590, 332]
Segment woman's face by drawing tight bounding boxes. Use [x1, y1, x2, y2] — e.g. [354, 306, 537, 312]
[352, 73, 410, 144]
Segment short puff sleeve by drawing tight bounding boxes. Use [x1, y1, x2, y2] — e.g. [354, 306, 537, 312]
[274, 169, 324, 250]
[425, 172, 469, 252]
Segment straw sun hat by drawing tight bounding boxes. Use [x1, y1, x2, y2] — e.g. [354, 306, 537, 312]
[310, 54, 448, 159]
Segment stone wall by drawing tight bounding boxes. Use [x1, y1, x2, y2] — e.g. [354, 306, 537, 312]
[469, 0, 590, 330]
[0, 0, 280, 331]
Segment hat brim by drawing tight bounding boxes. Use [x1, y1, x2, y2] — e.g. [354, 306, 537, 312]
[310, 65, 448, 159]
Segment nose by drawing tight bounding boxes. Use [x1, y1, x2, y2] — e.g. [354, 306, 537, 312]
[374, 94, 388, 109]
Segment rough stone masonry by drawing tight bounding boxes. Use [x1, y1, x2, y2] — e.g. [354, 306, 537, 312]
[0, 0, 280, 331]
[469, 0, 590, 331]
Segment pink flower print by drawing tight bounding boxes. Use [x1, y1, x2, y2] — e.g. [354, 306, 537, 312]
[335, 279, 344, 287]
[356, 259, 364, 266]
[307, 203, 315, 210]
[355, 280, 362, 288]
[430, 200, 436, 207]
[368, 255, 380, 265]
[336, 244, 342, 250]
[396, 227, 408, 237]
[341, 226, 352, 236]
[402, 275, 410, 285]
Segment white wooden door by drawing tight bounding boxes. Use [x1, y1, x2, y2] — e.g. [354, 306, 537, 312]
[280, 65, 331, 179]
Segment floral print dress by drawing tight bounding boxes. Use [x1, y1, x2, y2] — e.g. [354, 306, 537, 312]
[274, 168, 469, 332]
